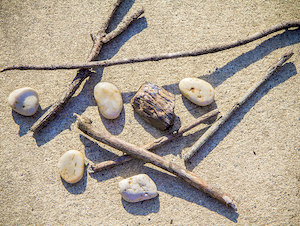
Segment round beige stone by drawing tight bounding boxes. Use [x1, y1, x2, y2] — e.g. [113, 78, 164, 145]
[57, 150, 85, 184]
[8, 87, 39, 116]
[94, 82, 123, 119]
[179, 78, 215, 106]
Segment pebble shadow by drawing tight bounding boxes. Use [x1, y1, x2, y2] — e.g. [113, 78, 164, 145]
[144, 167, 239, 222]
[60, 165, 88, 195]
[12, 105, 46, 136]
[121, 194, 160, 215]
[98, 105, 126, 135]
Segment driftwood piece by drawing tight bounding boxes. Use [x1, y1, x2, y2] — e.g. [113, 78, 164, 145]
[75, 113, 236, 210]
[131, 82, 175, 130]
[1, 21, 299, 73]
[29, 1, 144, 133]
[89, 109, 220, 173]
[184, 51, 294, 161]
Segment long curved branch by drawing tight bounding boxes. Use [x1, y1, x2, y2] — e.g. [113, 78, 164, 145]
[1, 21, 299, 73]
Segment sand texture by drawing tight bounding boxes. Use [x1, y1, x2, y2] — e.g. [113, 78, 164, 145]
[0, 0, 299, 225]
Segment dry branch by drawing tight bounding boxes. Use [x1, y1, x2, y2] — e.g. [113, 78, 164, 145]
[89, 109, 220, 173]
[75, 113, 236, 210]
[1, 21, 299, 73]
[29, 2, 144, 133]
[184, 51, 294, 161]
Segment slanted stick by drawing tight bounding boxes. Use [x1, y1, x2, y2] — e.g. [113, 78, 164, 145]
[75, 113, 237, 210]
[184, 51, 294, 161]
[89, 109, 220, 173]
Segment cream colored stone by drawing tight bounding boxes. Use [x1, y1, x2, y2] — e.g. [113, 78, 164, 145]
[119, 174, 158, 203]
[94, 82, 123, 119]
[179, 78, 215, 106]
[57, 150, 85, 184]
[8, 87, 39, 116]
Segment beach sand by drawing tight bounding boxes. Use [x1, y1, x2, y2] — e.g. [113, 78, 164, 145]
[0, 0, 299, 224]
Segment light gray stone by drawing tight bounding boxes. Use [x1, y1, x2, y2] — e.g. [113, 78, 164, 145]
[8, 87, 39, 116]
[119, 174, 158, 202]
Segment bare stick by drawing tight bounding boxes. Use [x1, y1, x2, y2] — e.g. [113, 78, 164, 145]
[89, 109, 220, 173]
[184, 51, 294, 161]
[29, 4, 144, 133]
[31, 69, 91, 132]
[102, 8, 145, 44]
[75, 114, 237, 210]
[87, 7, 144, 62]
[1, 21, 299, 73]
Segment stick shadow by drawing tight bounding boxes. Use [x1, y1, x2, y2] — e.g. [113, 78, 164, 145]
[31, 13, 147, 146]
[199, 28, 300, 88]
[12, 105, 48, 137]
[144, 167, 239, 222]
[185, 62, 297, 170]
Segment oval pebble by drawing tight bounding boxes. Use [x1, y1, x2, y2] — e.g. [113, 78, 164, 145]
[179, 78, 215, 106]
[119, 174, 158, 203]
[57, 150, 85, 184]
[94, 82, 123, 119]
[8, 87, 39, 116]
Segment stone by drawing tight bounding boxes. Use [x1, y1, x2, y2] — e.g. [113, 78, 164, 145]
[131, 82, 175, 130]
[119, 174, 158, 202]
[179, 78, 215, 106]
[57, 150, 85, 184]
[8, 87, 39, 116]
[94, 82, 123, 119]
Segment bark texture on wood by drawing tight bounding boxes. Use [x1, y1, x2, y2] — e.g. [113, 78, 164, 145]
[184, 51, 294, 161]
[131, 82, 175, 130]
[75, 113, 236, 210]
[89, 109, 219, 173]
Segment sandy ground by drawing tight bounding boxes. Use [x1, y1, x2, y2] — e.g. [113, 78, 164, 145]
[0, 0, 299, 225]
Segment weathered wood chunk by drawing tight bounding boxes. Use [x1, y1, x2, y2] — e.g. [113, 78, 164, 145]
[130, 82, 175, 130]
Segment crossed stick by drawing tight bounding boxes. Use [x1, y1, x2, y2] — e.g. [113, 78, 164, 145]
[28, 0, 144, 133]
[75, 51, 293, 210]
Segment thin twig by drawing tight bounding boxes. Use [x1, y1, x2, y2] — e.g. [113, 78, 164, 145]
[75, 113, 237, 210]
[89, 109, 220, 173]
[102, 8, 145, 44]
[184, 51, 294, 161]
[87, 6, 144, 62]
[29, 3, 144, 133]
[1, 21, 299, 73]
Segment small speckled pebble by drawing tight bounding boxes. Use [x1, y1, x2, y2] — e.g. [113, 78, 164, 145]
[179, 78, 215, 106]
[94, 82, 123, 119]
[119, 174, 158, 202]
[8, 87, 39, 116]
[57, 150, 85, 184]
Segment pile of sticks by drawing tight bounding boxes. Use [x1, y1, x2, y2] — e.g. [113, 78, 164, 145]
[1, 0, 298, 211]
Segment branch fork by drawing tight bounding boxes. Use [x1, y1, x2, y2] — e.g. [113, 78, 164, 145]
[29, 0, 144, 133]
